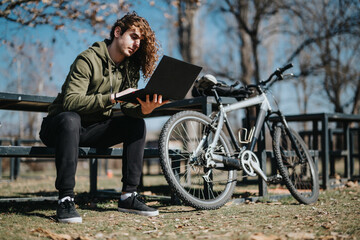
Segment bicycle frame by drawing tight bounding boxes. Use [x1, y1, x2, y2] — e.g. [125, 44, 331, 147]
[224, 93, 271, 150]
[192, 90, 284, 182]
[206, 92, 270, 154]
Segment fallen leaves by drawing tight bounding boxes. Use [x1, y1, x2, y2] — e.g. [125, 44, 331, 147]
[345, 181, 358, 188]
[265, 201, 282, 205]
[31, 228, 91, 240]
[321, 221, 337, 230]
[250, 232, 282, 240]
[318, 232, 351, 240]
[245, 200, 256, 204]
[286, 232, 315, 239]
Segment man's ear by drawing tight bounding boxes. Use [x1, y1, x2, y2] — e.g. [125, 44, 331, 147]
[115, 26, 122, 37]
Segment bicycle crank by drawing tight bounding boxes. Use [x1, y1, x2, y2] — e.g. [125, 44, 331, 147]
[267, 174, 283, 184]
[240, 150, 268, 181]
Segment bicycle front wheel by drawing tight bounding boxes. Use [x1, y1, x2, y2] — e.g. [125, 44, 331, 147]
[273, 126, 319, 204]
[159, 111, 237, 210]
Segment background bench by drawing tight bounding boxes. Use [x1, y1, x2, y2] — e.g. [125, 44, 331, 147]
[280, 113, 360, 189]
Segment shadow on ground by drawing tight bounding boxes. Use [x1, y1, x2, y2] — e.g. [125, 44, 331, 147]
[0, 184, 175, 218]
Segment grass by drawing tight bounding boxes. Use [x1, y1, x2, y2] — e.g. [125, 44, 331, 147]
[0, 167, 359, 240]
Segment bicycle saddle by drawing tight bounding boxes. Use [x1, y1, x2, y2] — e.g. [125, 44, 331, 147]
[192, 74, 251, 100]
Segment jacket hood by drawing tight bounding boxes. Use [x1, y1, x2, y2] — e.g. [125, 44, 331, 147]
[90, 39, 133, 71]
[89, 39, 112, 65]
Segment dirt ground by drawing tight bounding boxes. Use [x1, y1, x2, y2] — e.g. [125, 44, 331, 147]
[0, 171, 359, 240]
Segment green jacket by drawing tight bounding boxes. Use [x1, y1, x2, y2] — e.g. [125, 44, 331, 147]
[48, 39, 147, 125]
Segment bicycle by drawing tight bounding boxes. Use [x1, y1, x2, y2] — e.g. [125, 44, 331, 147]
[158, 64, 319, 209]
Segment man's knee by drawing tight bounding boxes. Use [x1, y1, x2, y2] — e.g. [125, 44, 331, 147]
[57, 112, 82, 132]
[131, 117, 146, 134]
[132, 117, 145, 129]
[122, 116, 146, 139]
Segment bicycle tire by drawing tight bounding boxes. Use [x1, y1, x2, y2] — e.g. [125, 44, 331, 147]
[273, 125, 319, 204]
[159, 111, 237, 209]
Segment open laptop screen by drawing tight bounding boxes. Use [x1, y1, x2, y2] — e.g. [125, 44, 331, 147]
[115, 55, 202, 103]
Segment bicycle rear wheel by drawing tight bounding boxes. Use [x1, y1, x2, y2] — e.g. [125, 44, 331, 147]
[273, 126, 319, 204]
[159, 111, 237, 209]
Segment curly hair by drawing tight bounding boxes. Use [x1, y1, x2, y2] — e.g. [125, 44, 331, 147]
[110, 12, 160, 79]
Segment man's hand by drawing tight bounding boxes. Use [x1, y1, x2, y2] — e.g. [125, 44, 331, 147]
[137, 94, 169, 115]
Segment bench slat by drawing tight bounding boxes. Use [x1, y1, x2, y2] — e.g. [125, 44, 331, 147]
[0, 146, 164, 158]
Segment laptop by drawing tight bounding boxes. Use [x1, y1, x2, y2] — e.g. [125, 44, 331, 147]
[115, 55, 202, 103]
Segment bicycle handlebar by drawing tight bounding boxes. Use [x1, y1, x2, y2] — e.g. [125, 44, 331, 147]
[246, 63, 294, 93]
[201, 63, 294, 98]
[279, 63, 293, 74]
[267, 63, 293, 82]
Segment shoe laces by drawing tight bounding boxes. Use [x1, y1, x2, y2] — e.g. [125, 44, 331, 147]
[134, 193, 147, 204]
[58, 196, 75, 209]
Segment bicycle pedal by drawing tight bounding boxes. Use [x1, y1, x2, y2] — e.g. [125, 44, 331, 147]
[267, 174, 283, 184]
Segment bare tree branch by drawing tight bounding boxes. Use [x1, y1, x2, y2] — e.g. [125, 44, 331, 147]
[0, 0, 131, 32]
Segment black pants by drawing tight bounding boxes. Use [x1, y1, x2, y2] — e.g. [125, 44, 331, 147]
[39, 112, 146, 199]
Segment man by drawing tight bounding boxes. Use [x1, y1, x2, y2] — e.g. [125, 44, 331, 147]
[40, 12, 167, 223]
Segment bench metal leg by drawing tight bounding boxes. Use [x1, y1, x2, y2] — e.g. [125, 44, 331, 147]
[258, 125, 267, 197]
[312, 120, 320, 185]
[358, 131, 360, 176]
[329, 128, 335, 177]
[10, 157, 15, 181]
[14, 157, 20, 180]
[90, 158, 98, 196]
[350, 130, 355, 177]
[344, 123, 351, 179]
[321, 116, 330, 189]
[0, 157, 2, 179]
[170, 156, 181, 205]
[201, 98, 212, 116]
